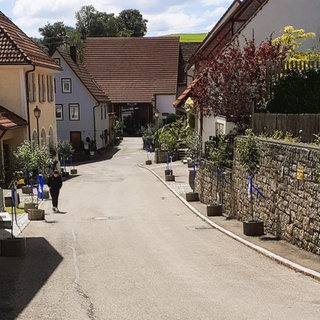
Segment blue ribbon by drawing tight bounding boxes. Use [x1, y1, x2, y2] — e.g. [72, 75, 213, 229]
[248, 176, 265, 199]
[37, 174, 44, 201]
[11, 185, 16, 207]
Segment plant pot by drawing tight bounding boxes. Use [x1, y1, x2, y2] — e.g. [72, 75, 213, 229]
[0, 238, 26, 256]
[5, 193, 20, 206]
[70, 169, 78, 174]
[185, 192, 199, 202]
[207, 204, 223, 216]
[22, 186, 32, 194]
[243, 220, 264, 236]
[0, 214, 12, 229]
[24, 202, 36, 212]
[165, 169, 173, 175]
[145, 160, 152, 165]
[165, 174, 175, 181]
[28, 209, 45, 220]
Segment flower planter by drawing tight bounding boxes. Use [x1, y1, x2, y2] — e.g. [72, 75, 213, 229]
[22, 186, 32, 194]
[154, 149, 168, 163]
[207, 204, 223, 216]
[243, 220, 264, 236]
[165, 174, 175, 181]
[24, 202, 36, 212]
[185, 192, 199, 202]
[28, 209, 45, 221]
[145, 160, 152, 165]
[0, 213, 12, 229]
[0, 237, 26, 256]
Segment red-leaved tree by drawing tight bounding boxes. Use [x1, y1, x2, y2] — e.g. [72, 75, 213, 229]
[192, 37, 287, 130]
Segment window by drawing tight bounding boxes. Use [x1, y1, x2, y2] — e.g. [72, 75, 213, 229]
[62, 78, 71, 93]
[47, 75, 54, 102]
[56, 104, 63, 120]
[38, 74, 46, 102]
[69, 103, 80, 121]
[28, 73, 36, 102]
[216, 122, 225, 135]
[54, 58, 61, 66]
[40, 128, 46, 147]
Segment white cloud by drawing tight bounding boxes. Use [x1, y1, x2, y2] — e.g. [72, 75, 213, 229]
[7, 0, 233, 37]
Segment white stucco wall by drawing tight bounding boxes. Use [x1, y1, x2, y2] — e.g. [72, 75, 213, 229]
[238, 0, 320, 51]
[156, 94, 176, 115]
[53, 51, 108, 150]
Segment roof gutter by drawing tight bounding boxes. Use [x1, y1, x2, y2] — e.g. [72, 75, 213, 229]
[25, 63, 36, 142]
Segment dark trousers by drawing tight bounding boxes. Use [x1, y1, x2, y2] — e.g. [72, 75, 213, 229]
[50, 189, 60, 208]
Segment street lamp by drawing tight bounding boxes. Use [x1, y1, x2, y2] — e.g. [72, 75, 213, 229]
[33, 105, 41, 145]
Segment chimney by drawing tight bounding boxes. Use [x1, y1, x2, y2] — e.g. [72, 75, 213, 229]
[70, 46, 77, 63]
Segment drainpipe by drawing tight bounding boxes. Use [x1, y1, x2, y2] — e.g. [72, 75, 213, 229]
[93, 104, 99, 149]
[25, 64, 36, 141]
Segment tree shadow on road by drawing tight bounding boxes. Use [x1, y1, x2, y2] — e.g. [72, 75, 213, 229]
[0, 237, 63, 320]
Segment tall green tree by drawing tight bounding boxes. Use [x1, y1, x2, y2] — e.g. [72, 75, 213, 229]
[39, 21, 66, 55]
[117, 9, 147, 37]
[75, 5, 119, 38]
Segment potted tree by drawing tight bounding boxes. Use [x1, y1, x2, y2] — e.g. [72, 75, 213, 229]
[0, 181, 26, 256]
[206, 134, 234, 216]
[57, 140, 75, 176]
[185, 131, 201, 202]
[238, 129, 264, 236]
[13, 141, 50, 220]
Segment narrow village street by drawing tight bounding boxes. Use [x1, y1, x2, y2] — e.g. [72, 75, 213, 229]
[1, 138, 319, 320]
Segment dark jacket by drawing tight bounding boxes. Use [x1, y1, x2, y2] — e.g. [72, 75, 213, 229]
[47, 174, 62, 192]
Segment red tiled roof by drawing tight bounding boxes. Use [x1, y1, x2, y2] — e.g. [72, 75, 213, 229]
[0, 105, 27, 130]
[173, 78, 199, 107]
[56, 49, 110, 103]
[83, 37, 180, 103]
[0, 11, 61, 70]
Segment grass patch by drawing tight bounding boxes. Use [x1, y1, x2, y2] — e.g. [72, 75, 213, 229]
[166, 33, 207, 42]
[5, 207, 25, 214]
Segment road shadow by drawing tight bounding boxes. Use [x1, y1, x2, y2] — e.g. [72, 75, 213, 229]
[0, 237, 63, 320]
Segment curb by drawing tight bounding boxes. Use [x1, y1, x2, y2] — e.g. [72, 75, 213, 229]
[143, 164, 320, 282]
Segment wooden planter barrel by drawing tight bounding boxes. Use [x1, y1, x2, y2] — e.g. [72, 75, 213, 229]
[165, 174, 175, 181]
[207, 204, 223, 216]
[243, 220, 264, 236]
[24, 202, 36, 212]
[185, 192, 199, 202]
[28, 209, 45, 220]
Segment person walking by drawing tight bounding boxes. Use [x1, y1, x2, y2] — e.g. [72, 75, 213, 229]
[47, 169, 63, 212]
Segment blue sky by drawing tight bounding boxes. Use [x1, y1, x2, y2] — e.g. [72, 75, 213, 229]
[0, 0, 233, 38]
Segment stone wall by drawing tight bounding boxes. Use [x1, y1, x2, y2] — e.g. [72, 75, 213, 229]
[195, 138, 320, 255]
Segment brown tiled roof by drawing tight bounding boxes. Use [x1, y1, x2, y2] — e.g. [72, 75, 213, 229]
[83, 37, 180, 103]
[0, 11, 61, 70]
[190, 0, 269, 65]
[180, 42, 201, 64]
[56, 49, 110, 103]
[0, 105, 27, 130]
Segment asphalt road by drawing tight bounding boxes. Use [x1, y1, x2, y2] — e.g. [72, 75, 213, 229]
[1, 138, 319, 320]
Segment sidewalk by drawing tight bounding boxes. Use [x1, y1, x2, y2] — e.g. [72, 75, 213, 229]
[144, 160, 320, 281]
